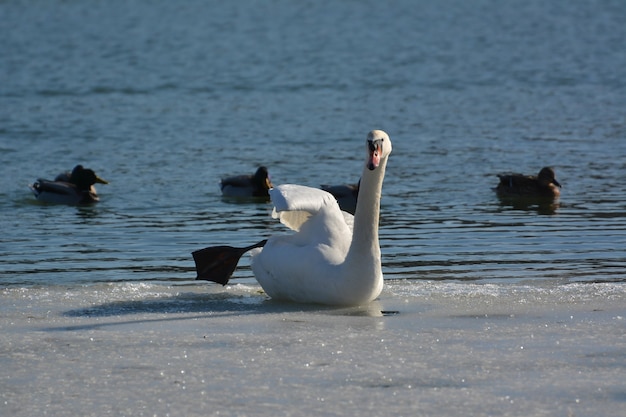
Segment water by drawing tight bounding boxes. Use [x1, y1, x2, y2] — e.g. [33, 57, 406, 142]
[1, 1, 625, 416]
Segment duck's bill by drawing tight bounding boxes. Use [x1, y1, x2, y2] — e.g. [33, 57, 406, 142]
[95, 176, 109, 184]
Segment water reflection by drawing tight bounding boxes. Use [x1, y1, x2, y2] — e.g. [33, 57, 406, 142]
[220, 196, 272, 204]
[75, 205, 104, 220]
[496, 195, 560, 215]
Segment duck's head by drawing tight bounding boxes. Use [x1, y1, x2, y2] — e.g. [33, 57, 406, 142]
[70, 165, 109, 189]
[366, 130, 392, 171]
[253, 166, 273, 190]
[537, 167, 561, 188]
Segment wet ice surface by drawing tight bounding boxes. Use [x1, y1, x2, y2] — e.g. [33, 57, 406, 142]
[1, 281, 624, 417]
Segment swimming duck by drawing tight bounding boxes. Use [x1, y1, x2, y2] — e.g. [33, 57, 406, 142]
[193, 130, 392, 306]
[220, 166, 273, 198]
[496, 167, 561, 198]
[321, 180, 359, 214]
[30, 165, 109, 205]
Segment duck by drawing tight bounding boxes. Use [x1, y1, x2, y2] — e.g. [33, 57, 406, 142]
[321, 180, 359, 214]
[29, 165, 109, 205]
[220, 166, 273, 198]
[496, 167, 561, 198]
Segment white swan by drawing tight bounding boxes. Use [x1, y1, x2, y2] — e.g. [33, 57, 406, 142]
[250, 130, 392, 306]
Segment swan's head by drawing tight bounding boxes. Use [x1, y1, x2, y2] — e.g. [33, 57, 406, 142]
[366, 130, 392, 170]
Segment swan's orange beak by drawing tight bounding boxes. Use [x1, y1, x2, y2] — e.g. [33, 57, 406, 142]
[367, 140, 382, 170]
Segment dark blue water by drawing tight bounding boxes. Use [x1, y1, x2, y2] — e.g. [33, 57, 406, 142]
[1, 0, 625, 288]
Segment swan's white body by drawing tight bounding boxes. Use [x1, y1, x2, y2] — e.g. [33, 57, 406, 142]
[250, 130, 391, 306]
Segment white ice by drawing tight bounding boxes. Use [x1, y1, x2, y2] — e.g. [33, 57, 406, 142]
[1, 280, 624, 417]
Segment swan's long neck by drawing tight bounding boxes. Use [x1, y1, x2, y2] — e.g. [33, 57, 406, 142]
[344, 156, 388, 275]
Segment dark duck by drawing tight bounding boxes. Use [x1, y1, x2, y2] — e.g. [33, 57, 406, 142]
[496, 167, 561, 198]
[30, 165, 109, 205]
[220, 166, 273, 198]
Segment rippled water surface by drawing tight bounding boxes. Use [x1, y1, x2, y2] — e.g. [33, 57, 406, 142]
[1, 0, 625, 288]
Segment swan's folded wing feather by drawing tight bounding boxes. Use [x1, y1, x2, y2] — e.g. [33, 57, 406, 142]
[269, 184, 342, 231]
[342, 211, 354, 233]
[271, 209, 312, 232]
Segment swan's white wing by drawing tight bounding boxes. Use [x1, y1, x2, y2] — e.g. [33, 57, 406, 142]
[269, 184, 343, 231]
[341, 211, 354, 233]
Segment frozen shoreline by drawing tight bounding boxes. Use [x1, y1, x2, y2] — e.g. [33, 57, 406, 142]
[1, 281, 625, 417]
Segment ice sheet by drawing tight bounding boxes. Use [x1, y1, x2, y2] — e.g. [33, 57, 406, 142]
[1, 281, 624, 417]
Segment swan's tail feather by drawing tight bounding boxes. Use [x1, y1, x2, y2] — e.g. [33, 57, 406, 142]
[192, 240, 267, 285]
